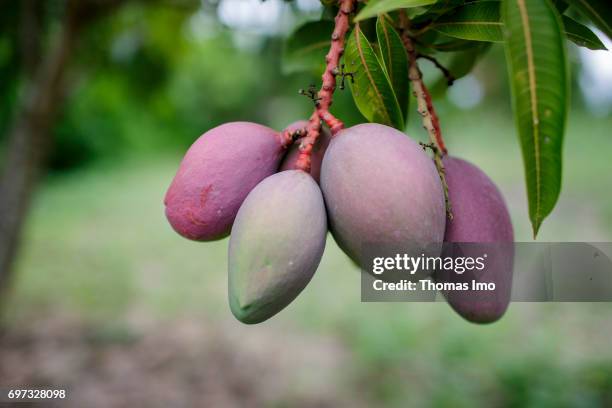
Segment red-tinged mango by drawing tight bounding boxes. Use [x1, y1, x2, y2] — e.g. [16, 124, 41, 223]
[165, 122, 287, 241]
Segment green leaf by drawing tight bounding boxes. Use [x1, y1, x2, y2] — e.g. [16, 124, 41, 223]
[282, 20, 335, 75]
[552, 0, 569, 13]
[566, 0, 612, 40]
[447, 43, 492, 79]
[432, 1, 504, 42]
[503, 0, 568, 236]
[345, 24, 405, 129]
[432, 0, 607, 49]
[411, 0, 466, 24]
[355, 0, 439, 22]
[430, 37, 485, 52]
[429, 43, 492, 96]
[376, 16, 410, 119]
[562, 15, 607, 50]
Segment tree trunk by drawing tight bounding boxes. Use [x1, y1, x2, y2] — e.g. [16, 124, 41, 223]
[0, 9, 79, 297]
[0, 0, 128, 298]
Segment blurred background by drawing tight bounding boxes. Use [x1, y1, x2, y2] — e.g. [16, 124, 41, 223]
[1, 0, 612, 406]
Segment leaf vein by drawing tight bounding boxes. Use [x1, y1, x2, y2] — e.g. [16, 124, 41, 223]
[355, 26, 392, 124]
[380, 21, 394, 84]
[517, 0, 542, 224]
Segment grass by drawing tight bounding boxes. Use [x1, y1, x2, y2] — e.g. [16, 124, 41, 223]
[4, 108, 612, 406]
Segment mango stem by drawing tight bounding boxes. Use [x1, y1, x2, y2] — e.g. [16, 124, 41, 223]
[296, 0, 356, 173]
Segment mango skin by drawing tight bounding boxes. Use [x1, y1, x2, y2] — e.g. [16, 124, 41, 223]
[280, 120, 332, 183]
[164, 122, 285, 241]
[320, 123, 446, 270]
[437, 156, 514, 324]
[228, 170, 327, 324]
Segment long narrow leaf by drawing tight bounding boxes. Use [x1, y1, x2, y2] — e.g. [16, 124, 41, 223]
[503, 0, 568, 236]
[376, 17, 410, 119]
[345, 24, 405, 129]
[433, 1, 504, 42]
[562, 15, 607, 50]
[433, 1, 606, 48]
[566, 0, 612, 40]
[355, 0, 439, 22]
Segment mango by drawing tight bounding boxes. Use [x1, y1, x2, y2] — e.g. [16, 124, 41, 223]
[320, 123, 446, 272]
[280, 120, 332, 183]
[164, 122, 287, 241]
[436, 156, 514, 324]
[228, 170, 327, 324]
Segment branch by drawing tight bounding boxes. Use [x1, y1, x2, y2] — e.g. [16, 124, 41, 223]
[20, 0, 43, 78]
[421, 143, 453, 220]
[402, 37, 447, 154]
[278, 125, 306, 147]
[399, 11, 452, 219]
[296, 0, 356, 173]
[0, 0, 128, 296]
[417, 53, 455, 86]
[398, 11, 446, 154]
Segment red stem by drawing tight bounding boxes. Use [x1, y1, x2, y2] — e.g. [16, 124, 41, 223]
[423, 82, 446, 154]
[399, 11, 452, 218]
[296, 0, 355, 173]
[399, 12, 448, 155]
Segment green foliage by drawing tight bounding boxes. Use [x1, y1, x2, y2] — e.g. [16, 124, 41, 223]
[1, 0, 607, 238]
[375, 17, 410, 120]
[447, 43, 492, 80]
[429, 42, 492, 94]
[355, 0, 439, 22]
[432, 1, 505, 42]
[345, 24, 405, 129]
[46, 4, 302, 170]
[282, 20, 336, 75]
[562, 14, 607, 50]
[282, 0, 609, 235]
[503, 0, 568, 236]
[566, 0, 612, 40]
[429, 0, 605, 49]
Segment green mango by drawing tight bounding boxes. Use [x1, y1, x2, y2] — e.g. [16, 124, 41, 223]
[228, 170, 327, 324]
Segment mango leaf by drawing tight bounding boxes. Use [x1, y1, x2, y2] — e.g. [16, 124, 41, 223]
[431, 36, 485, 52]
[376, 16, 410, 119]
[433, 1, 606, 49]
[446, 43, 492, 79]
[411, 0, 466, 24]
[422, 0, 466, 14]
[562, 15, 607, 50]
[552, 0, 569, 13]
[345, 24, 404, 129]
[566, 0, 612, 40]
[503, 0, 568, 236]
[432, 1, 504, 42]
[429, 43, 492, 96]
[355, 0, 439, 22]
[282, 20, 335, 75]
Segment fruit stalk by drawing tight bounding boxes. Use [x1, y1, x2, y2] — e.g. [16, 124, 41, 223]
[399, 11, 452, 219]
[296, 0, 355, 173]
[399, 12, 447, 155]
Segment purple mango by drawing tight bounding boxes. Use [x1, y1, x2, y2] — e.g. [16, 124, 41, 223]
[437, 156, 514, 324]
[320, 123, 446, 269]
[228, 170, 327, 324]
[164, 122, 288, 241]
[280, 120, 332, 183]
